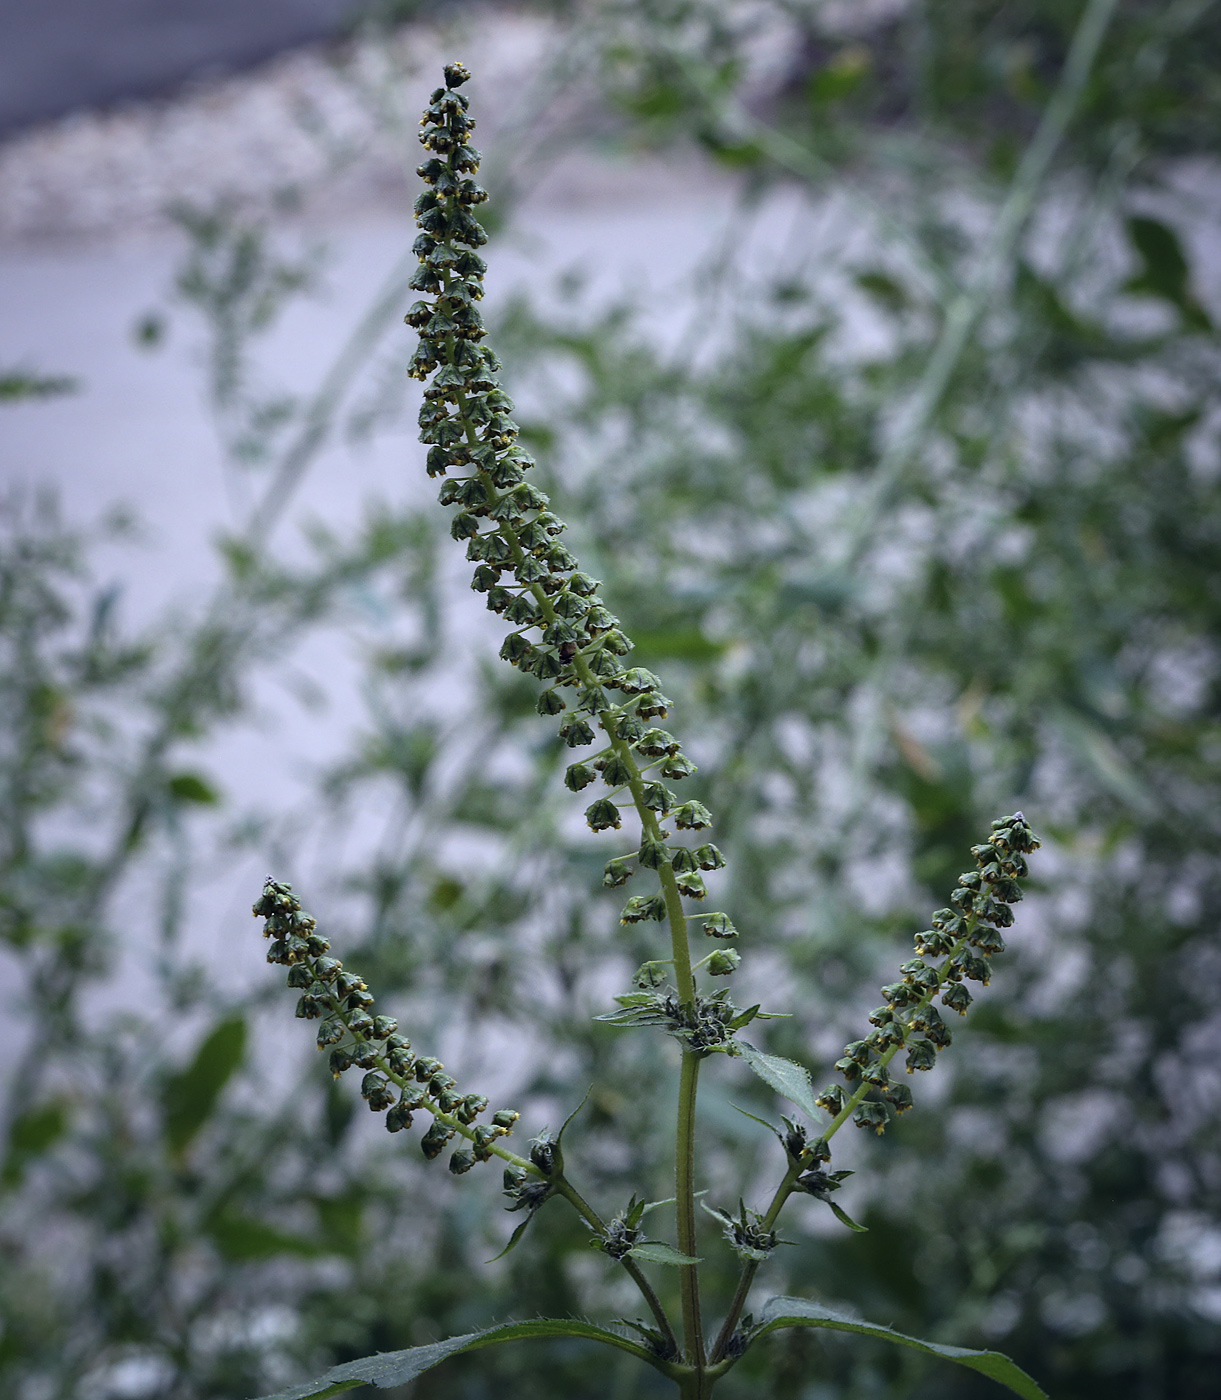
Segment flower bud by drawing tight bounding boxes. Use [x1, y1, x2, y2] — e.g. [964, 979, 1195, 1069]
[815, 1084, 847, 1114]
[537, 688, 565, 715]
[640, 782, 675, 813]
[316, 1020, 345, 1048]
[638, 837, 671, 869]
[905, 1039, 937, 1073]
[386, 1099, 415, 1132]
[882, 1082, 914, 1113]
[702, 912, 738, 938]
[603, 857, 634, 887]
[559, 716, 595, 747]
[853, 1101, 890, 1135]
[633, 960, 670, 989]
[661, 754, 696, 780]
[706, 949, 741, 976]
[675, 870, 706, 898]
[620, 894, 667, 923]
[491, 1109, 519, 1130]
[458, 1093, 489, 1124]
[421, 1121, 455, 1159]
[585, 797, 621, 831]
[449, 1150, 476, 1174]
[941, 982, 973, 1015]
[673, 801, 713, 830]
[565, 763, 596, 792]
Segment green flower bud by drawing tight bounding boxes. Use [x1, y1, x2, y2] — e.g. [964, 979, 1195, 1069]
[834, 1055, 864, 1082]
[882, 1082, 914, 1113]
[313, 956, 342, 983]
[361, 1074, 395, 1112]
[536, 688, 565, 715]
[601, 754, 633, 787]
[636, 691, 672, 719]
[636, 728, 679, 757]
[316, 1020, 345, 1048]
[621, 894, 667, 924]
[638, 837, 671, 869]
[815, 1084, 847, 1114]
[674, 801, 713, 830]
[853, 1101, 890, 1135]
[675, 870, 706, 898]
[329, 1047, 355, 1078]
[387, 1044, 416, 1075]
[640, 782, 675, 813]
[347, 1010, 375, 1036]
[617, 668, 662, 695]
[491, 1109, 520, 1130]
[707, 949, 741, 976]
[499, 633, 533, 664]
[661, 754, 696, 780]
[905, 1039, 937, 1073]
[941, 982, 973, 1015]
[603, 857, 634, 887]
[449, 1150, 476, 1174]
[702, 912, 738, 938]
[633, 960, 670, 989]
[693, 844, 725, 871]
[372, 1015, 399, 1039]
[862, 1060, 890, 1088]
[585, 797, 621, 831]
[671, 847, 699, 874]
[559, 716, 595, 747]
[457, 1093, 489, 1124]
[421, 1121, 455, 1159]
[414, 1055, 443, 1082]
[386, 1099, 415, 1132]
[565, 762, 596, 792]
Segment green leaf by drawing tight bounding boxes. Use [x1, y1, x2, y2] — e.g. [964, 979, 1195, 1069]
[752, 1298, 1048, 1400]
[486, 1213, 536, 1263]
[735, 1043, 823, 1123]
[167, 771, 220, 804]
[163, 1016, 246, 1156]
[828, 1201, 869, 1233]
[252, 1318, 662, 1398]
[627, 1242, 702, 1266]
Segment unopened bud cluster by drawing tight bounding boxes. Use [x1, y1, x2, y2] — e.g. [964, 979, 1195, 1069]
[815, 813, 1040, 1139]
[407, 63, 733, 986]
[254, 878, 519, 1175]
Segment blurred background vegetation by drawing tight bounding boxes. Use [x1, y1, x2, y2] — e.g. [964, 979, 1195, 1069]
[3, 2, 1221, 1397]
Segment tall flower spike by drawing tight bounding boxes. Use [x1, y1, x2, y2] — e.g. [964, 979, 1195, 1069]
[815, 813, 1040, 1140]
[406, 64, 733, 991]
[253, 878, 521, 1175]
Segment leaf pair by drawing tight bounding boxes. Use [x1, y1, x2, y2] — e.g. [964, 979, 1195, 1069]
[252, 1298, 1047, 1400]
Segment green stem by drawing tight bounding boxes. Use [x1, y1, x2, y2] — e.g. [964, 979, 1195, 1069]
[551, 1174, 680, 1358]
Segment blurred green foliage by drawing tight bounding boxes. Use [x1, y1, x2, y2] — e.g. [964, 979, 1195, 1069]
[2, 2, 1220, 1397]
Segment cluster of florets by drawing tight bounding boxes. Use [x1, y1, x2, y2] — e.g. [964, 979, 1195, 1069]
[406, 64, 732, 965]
[814, 813, 1040, 1138]
[702, 1200, 783, 1262]
[254, 878, 519, 1175]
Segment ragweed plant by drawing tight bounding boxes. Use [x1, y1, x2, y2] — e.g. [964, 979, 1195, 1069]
[255, 64, 1047, 1400]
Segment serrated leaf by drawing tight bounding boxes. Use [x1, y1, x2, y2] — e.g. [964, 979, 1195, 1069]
[628, 1242, 702, 1266]
[252, 1318, 661, 1399]
[751, 1298, 1048, 1400]
[735, 1043, 823, 1123]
